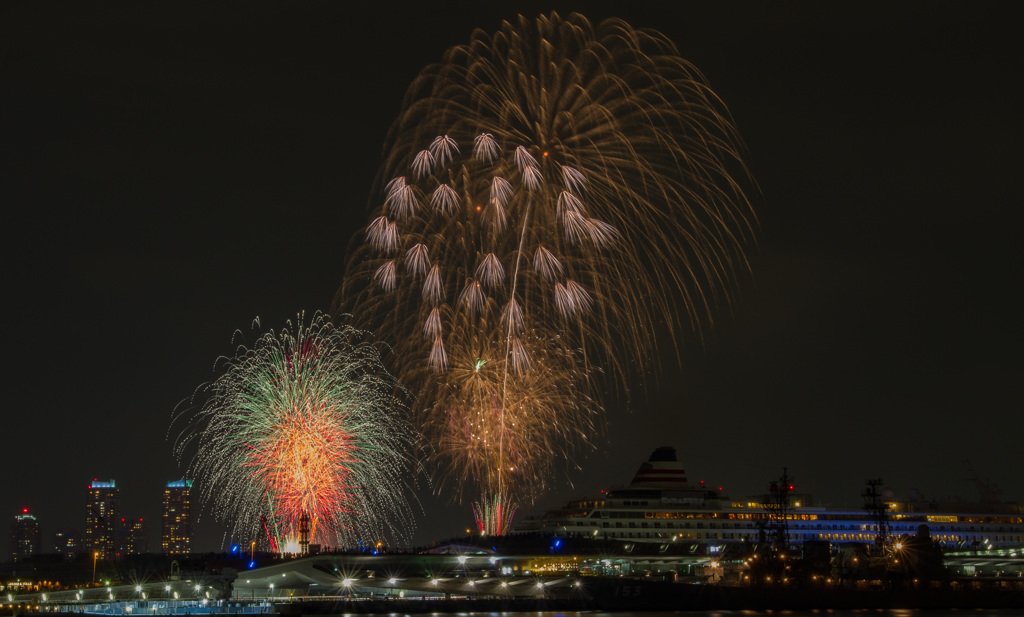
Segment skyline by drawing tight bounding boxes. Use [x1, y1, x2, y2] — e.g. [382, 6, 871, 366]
[2, 1, 1021, 555]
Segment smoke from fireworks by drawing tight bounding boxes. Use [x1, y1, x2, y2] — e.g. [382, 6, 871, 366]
[338, 13, 756, 512]
[175, 312, 415, 549]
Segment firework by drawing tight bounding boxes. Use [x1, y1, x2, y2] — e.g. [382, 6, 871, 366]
[175, 312, 415, 550]
[338, 13, 756, 511]
[473, 492, 518, 537]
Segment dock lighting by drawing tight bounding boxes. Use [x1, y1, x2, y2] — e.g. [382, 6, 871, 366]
[342, 579, 354, 588]
[135, 586, 142, 593]
[194, 585, 201, 593]
[388, 578, 397, 584]
[431, 579, 439, 586]
[457, 555, 468, 564]
[536, 582, 544, 588]
[501, 582, 508, 588]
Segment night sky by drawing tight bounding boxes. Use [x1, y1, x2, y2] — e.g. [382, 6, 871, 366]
[3, 1, 1021, 554]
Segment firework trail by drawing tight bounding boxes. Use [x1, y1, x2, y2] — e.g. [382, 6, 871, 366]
[337, 13, 756, 515]
[473, 493, 517, 537]
[175, 312, 415, 550]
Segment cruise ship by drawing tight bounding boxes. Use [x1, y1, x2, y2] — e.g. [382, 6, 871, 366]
[513, 447, 1024, 554]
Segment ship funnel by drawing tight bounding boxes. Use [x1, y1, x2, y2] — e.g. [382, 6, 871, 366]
[629, 447, 690, 489]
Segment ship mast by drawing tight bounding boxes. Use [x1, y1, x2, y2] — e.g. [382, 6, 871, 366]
[766, 468, 792, 554]
[862, 478, 891, 554]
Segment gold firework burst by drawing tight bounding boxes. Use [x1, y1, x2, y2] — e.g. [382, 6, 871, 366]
[338, 12, 756, 510]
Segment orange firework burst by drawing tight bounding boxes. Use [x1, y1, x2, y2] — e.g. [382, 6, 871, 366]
[338, 13, 756, 515]
[245, 404, 358, 541]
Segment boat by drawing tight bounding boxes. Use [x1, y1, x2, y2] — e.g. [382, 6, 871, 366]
[511, 446, 1024, 555]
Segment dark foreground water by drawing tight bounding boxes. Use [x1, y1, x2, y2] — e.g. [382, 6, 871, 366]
[321, 612, 1023, 617]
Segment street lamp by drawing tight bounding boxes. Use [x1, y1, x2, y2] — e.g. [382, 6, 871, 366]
[269, 583, 274, 599]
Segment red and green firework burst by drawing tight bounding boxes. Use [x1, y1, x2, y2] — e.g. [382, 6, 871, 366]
[176, 312, 415, 550]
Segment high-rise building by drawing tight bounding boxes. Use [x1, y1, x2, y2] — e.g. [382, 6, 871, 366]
[116, 517, 147, 556]
[162, 479, 192, 555]
[53, 527, 82, 561]
[10, 509, 40, 561]
[85, 479, 119, 559]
